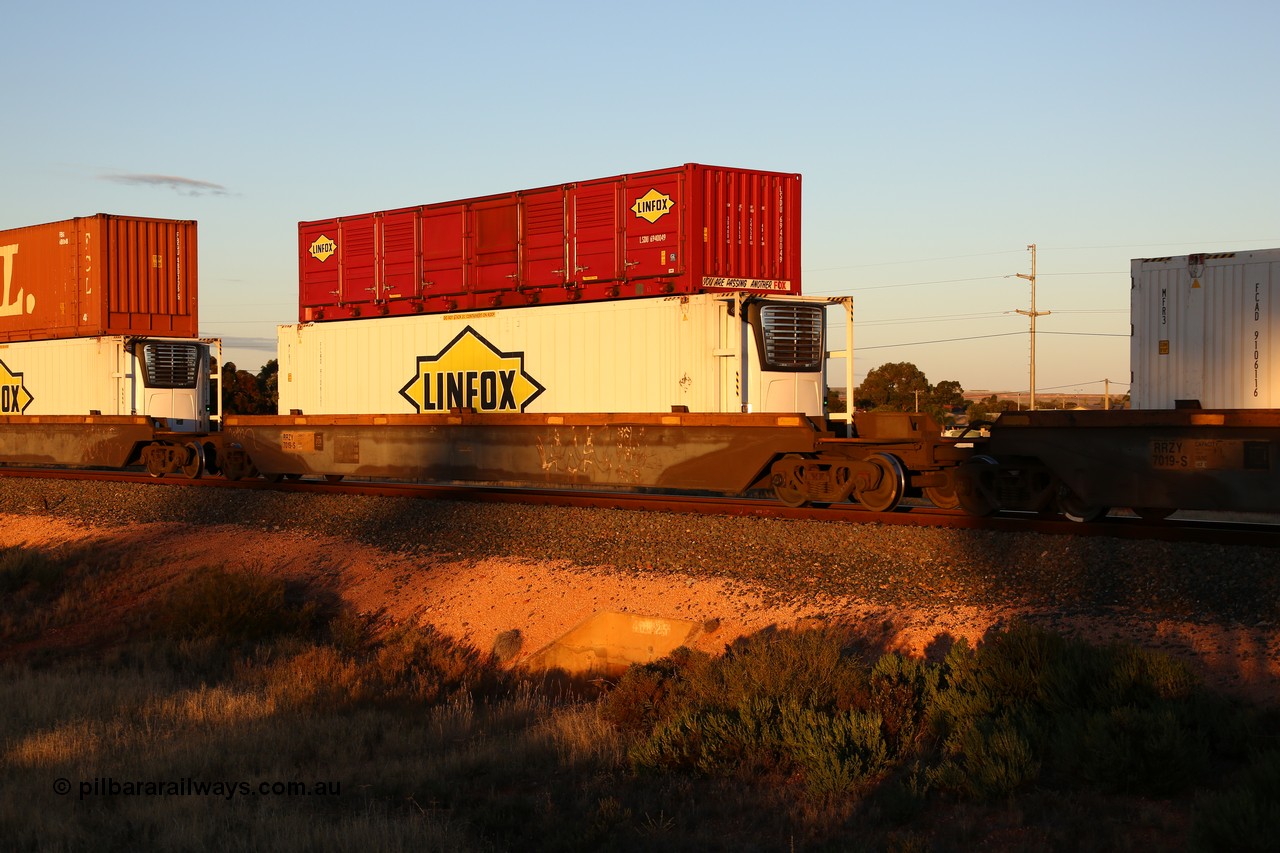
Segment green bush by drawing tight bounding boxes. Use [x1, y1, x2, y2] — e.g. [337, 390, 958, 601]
[870, 653, 940, 757]
[369, 623, 504, 706]
[609, 629, 899, 802]
[929, 714, 1041, 800]
[628, 697, 891, 799]
[711, 627, 873, 711]
[1053, 704, 1209, 793]
[605, 621, 1247, 809]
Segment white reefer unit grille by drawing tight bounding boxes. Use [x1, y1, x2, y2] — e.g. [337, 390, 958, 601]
[0, 336, 212, 430]
[278, 294, 829, 416]
[1131, 249, 1280, 409]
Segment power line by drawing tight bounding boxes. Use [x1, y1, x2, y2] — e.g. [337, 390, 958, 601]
[843, 275, 1009, 292]
[1037, 330, 1129, 338]
[1043, 239, 1280, 251]
[811, 239, 1280, 273]
[1034, 378, 1132, 391]
[822, 270, 1127, 294]
[855, 329, 1127, 351]
[856, 332, 1026, 350]
[859, 311, 1011, 326]
[806, 249, 1025, 272]
[856, 307, 1124, 327]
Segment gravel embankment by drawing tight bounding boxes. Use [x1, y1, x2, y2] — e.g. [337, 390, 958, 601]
[3, 477, 1277, 629]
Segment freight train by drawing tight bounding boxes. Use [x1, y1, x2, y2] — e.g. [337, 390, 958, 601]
[1, 168, 1277, 521]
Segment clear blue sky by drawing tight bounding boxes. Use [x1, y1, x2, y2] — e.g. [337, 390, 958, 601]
[5, 0, 1277, 396]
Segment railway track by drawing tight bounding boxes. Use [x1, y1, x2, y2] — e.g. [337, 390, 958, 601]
[3, 467, 1277, 548]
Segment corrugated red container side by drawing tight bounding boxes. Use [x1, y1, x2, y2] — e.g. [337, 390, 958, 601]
[297, 164, 801, 321]
[0, 214, 198, 342]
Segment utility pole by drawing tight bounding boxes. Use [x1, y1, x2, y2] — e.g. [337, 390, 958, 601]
[1014, 244, 1050, 410]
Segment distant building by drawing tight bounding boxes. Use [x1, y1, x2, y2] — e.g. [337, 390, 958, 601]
[962, 391, 1127, 410]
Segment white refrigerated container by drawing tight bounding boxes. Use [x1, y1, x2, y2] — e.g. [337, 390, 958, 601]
[1130, 248, 1280, 409]
[278, 293, 833, 417]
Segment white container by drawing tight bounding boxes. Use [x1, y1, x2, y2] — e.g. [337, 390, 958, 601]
[278, 294, 831, 416]
[0, 335, 215, 431]
[1130, 249, 1280, 409]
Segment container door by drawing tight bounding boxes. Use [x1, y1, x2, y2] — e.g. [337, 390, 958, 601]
[299, 221, 340, 314]
[338, 215, 378, 306]
[421, 204, 466, 300]
[1179, 274, 1204, 405]
[520, 189, 567, 289]
[569, 182, 619, 285]
[700, 168, 801, 293]
[380, 208, 419, 303]
[471, 198, 519, 295]
[621, 171, 683, 281]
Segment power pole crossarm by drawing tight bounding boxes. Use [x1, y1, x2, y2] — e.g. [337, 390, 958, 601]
[1013, 243, 1050, 411]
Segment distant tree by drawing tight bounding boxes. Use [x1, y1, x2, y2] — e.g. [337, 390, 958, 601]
[853, 362, 930, 412]
[966, 397, 994, 423]
[825, 387, 847, 414]
[966, 394, 1021, 424]
[258, 360, 279, 412]
[853, 362, 965, 425]
[221, 359, 278, 415]
[929, 380, 966, 424]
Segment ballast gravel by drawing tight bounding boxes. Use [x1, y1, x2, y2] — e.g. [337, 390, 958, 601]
[1, 477, 1277, 701]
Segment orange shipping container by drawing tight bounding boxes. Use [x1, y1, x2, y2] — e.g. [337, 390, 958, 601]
[0, 214, 198, 342]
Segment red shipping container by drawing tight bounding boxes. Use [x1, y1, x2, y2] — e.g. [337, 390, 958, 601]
[298, 164, 801, 321]
[0, 214, 198, 342]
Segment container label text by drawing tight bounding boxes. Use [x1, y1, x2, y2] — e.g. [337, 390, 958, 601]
[0, 359, 34, 413]
[399, 326, 545, 413]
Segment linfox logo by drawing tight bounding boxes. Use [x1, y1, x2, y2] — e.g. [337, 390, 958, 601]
[399, 326, 546, 413]
[309, 235, 337, 263]
[0, 359, 34, 414]
[631, 189, 674, 224]
[0, 244, 36, 319]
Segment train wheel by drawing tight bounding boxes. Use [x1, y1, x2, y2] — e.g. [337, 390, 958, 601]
[923, 477, 960, 510]
[954, 455, 998, 517]
[145, 444, 169, 478]
[855, 452, 906, 513]
[1057, 486, 1109, 523]
[181, 442, 205, 479]
[221, 445, 250, 481]
[770, 454, 809, 507]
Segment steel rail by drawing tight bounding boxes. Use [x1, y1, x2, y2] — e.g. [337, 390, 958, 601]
[2, 467, 1277, 547]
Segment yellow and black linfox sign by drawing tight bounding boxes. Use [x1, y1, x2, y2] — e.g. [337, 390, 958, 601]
[398, 326, 545, 413]
[631, 188, 674, 224]
[308, 235, 336, 263]
[0, 359, 33, 414]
